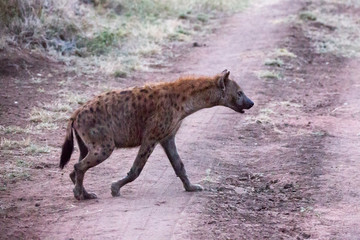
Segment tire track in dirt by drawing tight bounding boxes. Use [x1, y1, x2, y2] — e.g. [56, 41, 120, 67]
[306, 59, 360, 239]
[186, 1, 360, 239]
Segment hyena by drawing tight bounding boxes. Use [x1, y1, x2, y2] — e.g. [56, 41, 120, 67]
[60, 70, 254, 200]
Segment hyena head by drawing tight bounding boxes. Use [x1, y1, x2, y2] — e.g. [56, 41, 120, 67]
[217, 69, 254, 113]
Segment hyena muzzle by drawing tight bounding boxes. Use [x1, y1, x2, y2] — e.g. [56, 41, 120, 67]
[60, 70, 254, 200]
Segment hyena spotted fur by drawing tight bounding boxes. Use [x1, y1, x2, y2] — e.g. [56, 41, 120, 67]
[60, 70, 254, 200]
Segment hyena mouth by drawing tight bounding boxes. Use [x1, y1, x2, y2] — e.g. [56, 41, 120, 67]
[239, 109, 245, 114]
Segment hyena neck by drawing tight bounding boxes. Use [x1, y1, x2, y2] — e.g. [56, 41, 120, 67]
[180, 78, 222, 118]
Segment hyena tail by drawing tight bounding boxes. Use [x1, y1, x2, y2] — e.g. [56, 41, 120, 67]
[59, 119, 74, 169]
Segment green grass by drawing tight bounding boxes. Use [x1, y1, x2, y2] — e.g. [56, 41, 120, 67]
[25, 143, 51, 155]
[0, 0, 249, 75]
[114, 70, 127, 78]
[16, 158, 33, 168]
[0, 185, 7, 191]
[5, 171, 31, 181]
[0, 158, 33, 182]
[299, 11, 316, 21]
[82, 29, 118, 56]
[197, 13, 209, 23]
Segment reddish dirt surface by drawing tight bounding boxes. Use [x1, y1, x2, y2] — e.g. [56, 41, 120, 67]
[1, 0, 360, 239]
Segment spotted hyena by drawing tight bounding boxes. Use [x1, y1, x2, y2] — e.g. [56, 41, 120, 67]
[60, 70, 254, 200]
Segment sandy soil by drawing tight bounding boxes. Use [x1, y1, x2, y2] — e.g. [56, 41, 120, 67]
[1, 0, 360, 239]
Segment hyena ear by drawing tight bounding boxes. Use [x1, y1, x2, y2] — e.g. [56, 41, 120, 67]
[218, 69, 230, 92]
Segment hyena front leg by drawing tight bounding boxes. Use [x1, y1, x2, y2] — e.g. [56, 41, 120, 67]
[111, 140, 157, 197]
[161, 135, 203, 192]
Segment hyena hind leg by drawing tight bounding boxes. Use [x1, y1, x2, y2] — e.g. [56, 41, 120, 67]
[70, 130, 89, 184]
[73, 144, 114, 200]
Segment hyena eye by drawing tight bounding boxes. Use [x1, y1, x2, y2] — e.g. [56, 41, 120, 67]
[237, 91, 243, 96]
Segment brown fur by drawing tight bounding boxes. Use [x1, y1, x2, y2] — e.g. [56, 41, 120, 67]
[60, 70, 254, 200]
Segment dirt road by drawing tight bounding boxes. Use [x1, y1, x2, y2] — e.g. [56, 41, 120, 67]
[1, 0, 360, 239]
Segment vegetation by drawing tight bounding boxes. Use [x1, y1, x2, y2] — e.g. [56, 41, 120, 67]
[273, 48, 297, 58]
[264, 58, 284, 67]
[299, 0, 360, 57]
[0, 0, 248, 74]
[256, 70, 282, 80]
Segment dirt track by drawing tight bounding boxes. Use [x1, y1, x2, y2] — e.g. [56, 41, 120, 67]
[1, 0, 360, 239]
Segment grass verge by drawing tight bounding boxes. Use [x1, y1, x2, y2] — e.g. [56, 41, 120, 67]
[256, 70, 282, 80]
[0, 137, 52, 155]
[1, 0, 249, 75]
[298, 1, 360, 57]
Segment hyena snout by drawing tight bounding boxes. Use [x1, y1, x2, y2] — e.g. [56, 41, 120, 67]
[244, 95, 254, 109]
[234, 94, 254, 114]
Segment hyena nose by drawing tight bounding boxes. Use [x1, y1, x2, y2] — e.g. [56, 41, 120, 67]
[246, 98, 254, 109]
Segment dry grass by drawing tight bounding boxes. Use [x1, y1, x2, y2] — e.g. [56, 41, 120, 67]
[256, 70, 282, 80]
[59, 91, 88, 105]
[34, 122, 59, 130]
[0, 125, 35, 134]
[201, 168, 220, 184]
[25, 143, 51, 155]
[299, 1, 360, 57]
[0, 137, 31, 150]
[0, 158, 34, 182]
[0, 0, 249, 75]
[29, 107, 68, 123]
[325, 0, 360, 7]
[0, 136, 53, 182]
[29, 91, 88, 128]
[264, 58, 284, 67]
[0, 137, 52, 155]
[245, 100, 303, 134]
[273, 48, 297, 58]
[42, 101, 72, 113]
[279, 101, 302, 108]
[250, 108, 275, 125]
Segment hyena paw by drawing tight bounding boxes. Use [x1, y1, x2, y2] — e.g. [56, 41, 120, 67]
[83, 191, 97, 200]
[186, 184, 204, 192]
[111, 183, 121, 197]
[73, 188, 97, 200]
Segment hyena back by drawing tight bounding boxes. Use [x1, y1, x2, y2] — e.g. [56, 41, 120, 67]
[60, 70, 254, 200]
